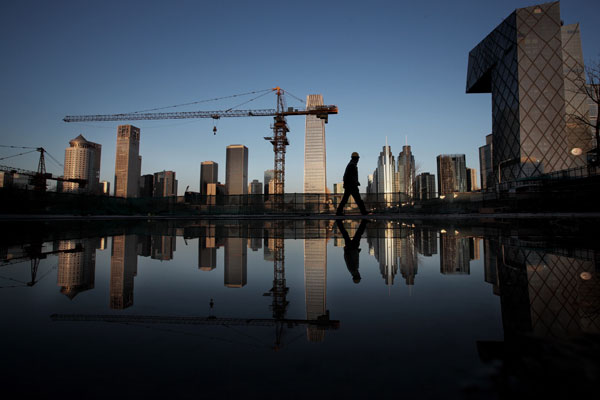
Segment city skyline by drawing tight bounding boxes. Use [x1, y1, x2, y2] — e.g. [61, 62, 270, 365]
[3, 1, 598, 194]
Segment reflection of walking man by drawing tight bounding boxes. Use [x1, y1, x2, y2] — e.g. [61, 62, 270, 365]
[336, 220, 368, 284]
[336, 152, 368, 216]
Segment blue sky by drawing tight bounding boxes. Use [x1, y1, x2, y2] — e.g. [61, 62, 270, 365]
[1, 0, 599, 193]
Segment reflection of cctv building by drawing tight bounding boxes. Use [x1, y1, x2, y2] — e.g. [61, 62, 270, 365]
[110, 235, 138, 309]
[484, 239, 600, 337]
[467, 2, 592, 183]
[57, 239, 96, 299]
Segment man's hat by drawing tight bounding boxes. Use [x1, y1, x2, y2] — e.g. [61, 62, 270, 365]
[351, 152, 359, 158]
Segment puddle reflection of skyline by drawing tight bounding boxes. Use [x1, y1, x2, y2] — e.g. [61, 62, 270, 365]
[2, 220, 599, 344]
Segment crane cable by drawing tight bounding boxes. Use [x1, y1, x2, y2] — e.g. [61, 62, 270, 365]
[0, 144, 38, 150]
[224, 89, 274, 112]
[129, 88, 274, 114]
[44, 150, 64, 168]
[0, 149, 38, 162]
[282, 89, 307, 106]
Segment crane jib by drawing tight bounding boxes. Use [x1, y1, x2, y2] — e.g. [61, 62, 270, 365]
[62, 106, 337, 122]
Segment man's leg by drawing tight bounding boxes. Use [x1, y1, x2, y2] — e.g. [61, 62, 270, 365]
[336, 190, 351, 215]
[350, 188, 368, 215]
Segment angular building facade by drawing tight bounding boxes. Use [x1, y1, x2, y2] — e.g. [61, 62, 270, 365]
[436, 154, 467, 196]
[114, 125, 140, 198]
[466, 2, 592, 183]
[63, 134, 102, 194]
[200, 161, 218, 195]
[226, 145, 248, 195]
[304, 94, 327, 193]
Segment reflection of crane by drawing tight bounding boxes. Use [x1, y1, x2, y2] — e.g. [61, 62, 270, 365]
[50, 311, 339, 350]
[0, 145, 86, 191]
[63, 87, 338, 194]
[0, 243, 82, 287]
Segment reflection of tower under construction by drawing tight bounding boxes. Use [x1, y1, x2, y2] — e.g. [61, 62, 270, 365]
[440, 231, 470, 274]
[110, 235, 138, 309]
[57, 239, 96, 299]
[224, 238, 247, 288]
[304, 237, 328, 342]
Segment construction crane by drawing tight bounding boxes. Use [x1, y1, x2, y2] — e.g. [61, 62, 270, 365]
[0, 146, 86, 191]
[63, 87, 338, 195]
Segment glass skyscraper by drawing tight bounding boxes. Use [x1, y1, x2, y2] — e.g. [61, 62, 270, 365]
[114, 125, 140, 198]
[225, 145, 248, 195]
[200, 161, 218, 195]
[466, 2, 592, 183]
[436, 154, 467, 196]
[397, 145, 415, 198]
[304, 94, 327, 193]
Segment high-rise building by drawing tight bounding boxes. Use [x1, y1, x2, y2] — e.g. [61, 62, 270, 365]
[264, 169, 275, 195]
[63, 134, 102, 193]
[415, 172, 436, 200]
[436, 154, 466, 196]
[153, 170, 177, 197]
[114, 125, 140, 198]
[479, 134, 493, 190]
[110, 235, 138, 309]
[372, 140, 396, 204]
[304, 94, 327, 193]
[139, 174, 153, 197]
[397, 145, 415, 198]
[57, 239, 96, 299]
[100, 181, 110, 196]
[466, 2, 592, 183]
[248, 179, 263, 195]
[226, 145, 248, 195]
[224, 238, 247, 287]
[466, 168, 479, 191]
[200, 161, 218, 195]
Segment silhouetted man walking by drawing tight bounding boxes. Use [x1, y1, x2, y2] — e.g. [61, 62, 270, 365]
[336, 152, 368, 216]
[336, 219, 368, 283]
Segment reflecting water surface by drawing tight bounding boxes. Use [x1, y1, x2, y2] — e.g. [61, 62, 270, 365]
[1, 218, 599, 398]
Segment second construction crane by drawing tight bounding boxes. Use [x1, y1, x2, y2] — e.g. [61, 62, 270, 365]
[63, 87, 338, 194]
